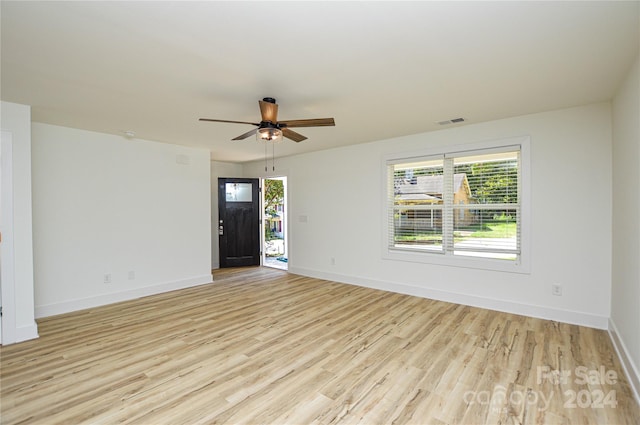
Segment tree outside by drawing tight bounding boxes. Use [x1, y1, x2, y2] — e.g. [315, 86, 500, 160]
[264, 179, 284, 218]
[264, 179, 284, 242]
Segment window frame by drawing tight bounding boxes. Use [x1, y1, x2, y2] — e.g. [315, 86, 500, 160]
[382, 136, 531, 274]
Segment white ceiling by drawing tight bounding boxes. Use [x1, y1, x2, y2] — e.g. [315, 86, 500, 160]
[2, 1, 638, 163]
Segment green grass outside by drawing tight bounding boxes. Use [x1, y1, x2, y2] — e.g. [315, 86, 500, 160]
[395, 221, 516, 243]
[465, 221, 516, 238]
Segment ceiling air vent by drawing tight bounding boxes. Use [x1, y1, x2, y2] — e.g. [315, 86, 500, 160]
[437, 117, 465, 125]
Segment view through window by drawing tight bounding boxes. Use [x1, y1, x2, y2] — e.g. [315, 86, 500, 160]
[388, 147, 521, 261]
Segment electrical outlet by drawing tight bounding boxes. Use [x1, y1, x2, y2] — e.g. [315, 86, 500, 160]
[552, 284, 562, 296]
[104, 273, 112, 284]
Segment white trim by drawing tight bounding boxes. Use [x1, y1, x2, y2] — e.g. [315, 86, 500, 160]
[608, 318, 640, 405]
[14, 322, 39, 343]
[1, 131, 16, 344]
[381, 135, 531, 274]
[35, 274, 213, 318]
[289, 266, 609, 329]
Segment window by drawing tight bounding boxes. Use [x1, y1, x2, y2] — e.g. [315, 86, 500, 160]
[225, 182, 253, 202]
[383, 137, 530, 273]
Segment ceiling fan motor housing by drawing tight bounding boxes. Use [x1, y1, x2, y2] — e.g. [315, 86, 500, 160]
[259, 121, 280, 129]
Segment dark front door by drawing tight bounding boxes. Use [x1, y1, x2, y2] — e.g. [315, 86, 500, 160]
[218, 178, 261, 268]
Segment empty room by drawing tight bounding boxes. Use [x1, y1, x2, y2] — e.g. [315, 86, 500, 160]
[1, 1, 639, 424]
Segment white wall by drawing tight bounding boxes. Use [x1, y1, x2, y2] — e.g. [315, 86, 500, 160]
[31, 123, 212, 317]
[0, 101, 38, 343]
[210, 160, 243, 269]
[244, 103, 613, 329]
[611, 55, 640, 400]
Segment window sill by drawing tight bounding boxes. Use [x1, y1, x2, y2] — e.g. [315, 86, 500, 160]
[383, 247, 531, 274]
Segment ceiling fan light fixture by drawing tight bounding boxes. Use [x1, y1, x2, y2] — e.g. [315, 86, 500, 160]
[256, 127, 283, 143]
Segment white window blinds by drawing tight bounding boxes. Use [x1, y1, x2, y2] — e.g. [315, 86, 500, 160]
[388, 146, 521, 261]
[389, 157, 444, 253]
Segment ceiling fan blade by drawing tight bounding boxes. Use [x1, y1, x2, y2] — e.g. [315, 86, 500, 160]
[199, 118, 260, 126]
[259, 100, 278, 123]
[279, 118, 335, 128]
[232, 128, 259, 140]
[282, 128, 307, 143]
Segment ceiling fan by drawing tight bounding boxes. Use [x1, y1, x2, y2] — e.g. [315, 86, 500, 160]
[199, 97, 335, 143]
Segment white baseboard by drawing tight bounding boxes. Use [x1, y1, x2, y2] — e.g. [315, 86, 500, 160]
[35, 274, 213, 318]
[289, 266, 609, 329]
[608, 318, 640, 405]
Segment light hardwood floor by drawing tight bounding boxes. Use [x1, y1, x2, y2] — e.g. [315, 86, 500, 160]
[1, 267, 639, 424]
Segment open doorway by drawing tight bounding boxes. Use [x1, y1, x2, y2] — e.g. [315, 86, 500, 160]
[262, 177, 287, 270]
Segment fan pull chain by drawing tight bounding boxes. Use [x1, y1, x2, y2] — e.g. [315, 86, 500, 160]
[264, 141, 268, 172]
[272, 141, 276, 171]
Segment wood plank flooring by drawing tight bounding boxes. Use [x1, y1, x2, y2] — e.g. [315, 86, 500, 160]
[1, 267, 639, 424]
